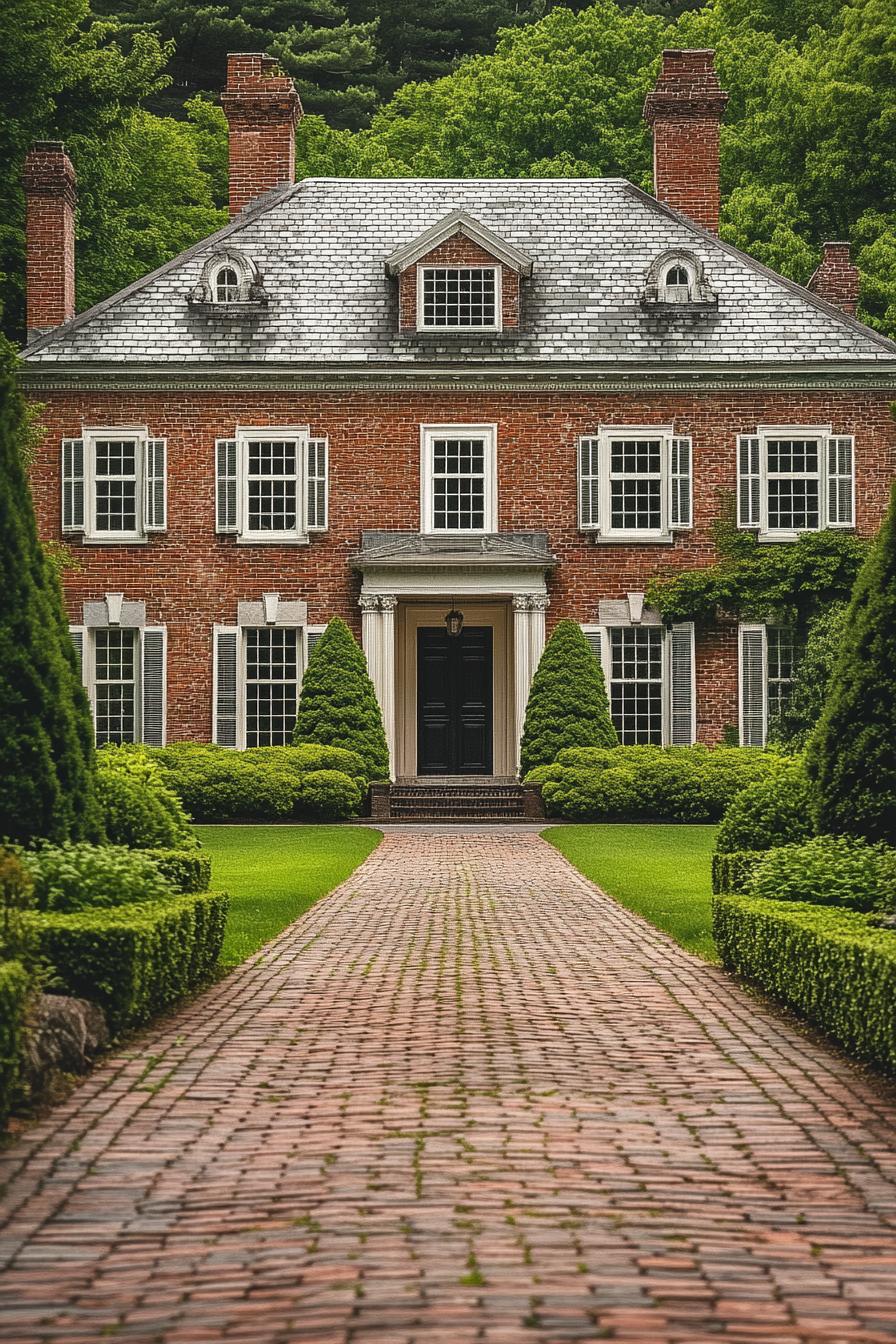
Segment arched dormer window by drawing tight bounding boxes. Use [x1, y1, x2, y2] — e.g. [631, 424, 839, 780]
[213, 265, 240, 303]
[641, 250, 717, 310]
[188, 248, 268, 309]
[662, 263, 693, 301]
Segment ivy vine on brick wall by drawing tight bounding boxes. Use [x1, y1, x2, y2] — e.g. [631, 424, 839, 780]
[645, 519, 869, 626]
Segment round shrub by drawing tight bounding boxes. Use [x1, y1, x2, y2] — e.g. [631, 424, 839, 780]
[715, 763, 816, 854]
[96, 772, 187, 850]
[543, 765, 640, 820]
[165, 754, 300, 821]
[97, 745, 194, 847]
[522, 763, 564, 787]
[297, 769, 362, 820]
[23, 843, 175, 912]
[747, 836, 896, 913]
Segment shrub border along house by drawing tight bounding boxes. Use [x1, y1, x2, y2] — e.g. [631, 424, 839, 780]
[35, 890, 228, 1034]
[713, 894, 896, 1072]
[0, 959, 30, 1126]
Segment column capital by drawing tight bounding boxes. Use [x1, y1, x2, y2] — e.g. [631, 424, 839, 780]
[512, 594, 532, 612]
[379, 594, 398, 611]
[358, 594, 380, 612]
[529, 594, 550, 612]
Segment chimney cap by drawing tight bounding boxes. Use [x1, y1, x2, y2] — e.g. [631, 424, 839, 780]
[644, 48, 728, 124]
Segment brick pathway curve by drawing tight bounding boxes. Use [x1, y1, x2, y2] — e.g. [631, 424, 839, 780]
[2, 832, 896, 1343]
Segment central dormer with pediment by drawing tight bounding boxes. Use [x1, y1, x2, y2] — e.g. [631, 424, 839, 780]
[385, 210, 534, 334]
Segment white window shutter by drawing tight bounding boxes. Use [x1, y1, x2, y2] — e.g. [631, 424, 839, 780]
[141, 627, 166, 746]
[581, 626, 602, 663]
[826, 436, 855, 527]
[670, 437, 693, 529]
[69, 626, 86, 682]
[737, 436, 761, 528]
[307, 438, 328, 531]
[215, 439, 238, 533]
[143, 439, 167, 532]
[305, 627, 325, 666]
[670, 622, 695, 745]
[61, 439, 85, 532]
[739, 624, 767, 747]
[213, 626, 239, 746]
[578, 438, 599, 530]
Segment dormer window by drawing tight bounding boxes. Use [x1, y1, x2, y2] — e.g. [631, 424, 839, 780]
[419, 266, 499, 330]
[641, 249, 717, 310]
[214, 265, 240, 303]
[188, 248, 268, 311]
[661, 264, 692, 301]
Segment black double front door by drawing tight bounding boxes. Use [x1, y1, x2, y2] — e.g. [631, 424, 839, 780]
[417, 627, 493, 775]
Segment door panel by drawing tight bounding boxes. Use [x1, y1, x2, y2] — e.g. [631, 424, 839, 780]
[417, 627, 493, 775]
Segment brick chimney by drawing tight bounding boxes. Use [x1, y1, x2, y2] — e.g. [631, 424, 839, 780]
[643, 50, 729, 233]
[22, 141, 76, 340]
[221, 54, 302, 217]
[807, 242, 860, 316]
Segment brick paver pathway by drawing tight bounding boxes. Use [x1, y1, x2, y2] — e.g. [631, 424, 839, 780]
[2, 832, 896, 1344]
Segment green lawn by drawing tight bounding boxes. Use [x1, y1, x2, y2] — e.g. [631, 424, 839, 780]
[195, 825, 381, 967]
[544, 824, 719, 960]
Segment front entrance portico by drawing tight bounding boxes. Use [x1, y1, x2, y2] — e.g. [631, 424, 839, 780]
[352, 532, 556, 779]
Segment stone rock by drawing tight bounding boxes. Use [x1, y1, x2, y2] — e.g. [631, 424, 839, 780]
[23, 994, 109, 1094]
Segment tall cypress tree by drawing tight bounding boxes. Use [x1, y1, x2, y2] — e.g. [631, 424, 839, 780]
[520, 619, 617, 776]
[806, 482, 896, 843]
[292, 617, 390, 780]
[0, 338, 99, 844]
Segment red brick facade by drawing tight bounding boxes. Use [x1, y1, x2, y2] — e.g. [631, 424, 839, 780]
[221, 54, 302, 217]
[22, 142, 76, 338]
[29, 386, 896, 745]
[643, 50, 729, 234]
[398, 236, 521, 331]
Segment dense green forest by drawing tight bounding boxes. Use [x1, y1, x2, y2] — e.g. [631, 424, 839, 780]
[2, 0, 894, 343]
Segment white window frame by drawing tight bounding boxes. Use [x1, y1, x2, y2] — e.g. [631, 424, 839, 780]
[237, 425, 310, 545]
[416, 264, 502, 332]
[659, 260, 695, 302]
[83, 426, 149, 543]
[588, 621, 695, 746]
[580, 425, 680, 542]
[72, 624, 168, 746]
[420, 423, 498, 535]
[753, 425, 832, 542]
[739, 622, 800, 747]
[214, 623, 306, 749]
[212, 263, 241, 303]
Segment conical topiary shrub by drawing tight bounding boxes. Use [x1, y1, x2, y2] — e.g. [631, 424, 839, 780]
[0, 337, 100, 844]
[806, 481, 896, 843]
[519, 619, 617, 776]
[292, 617, 390, 780]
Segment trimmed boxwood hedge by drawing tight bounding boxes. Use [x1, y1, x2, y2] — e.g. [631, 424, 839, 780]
[35, 890, 228, 1033]
[0, 960, 29, 1127]
[711, 850, 765, 894]
[143, 848, 211, 893]
[713, 894, 896, 1072]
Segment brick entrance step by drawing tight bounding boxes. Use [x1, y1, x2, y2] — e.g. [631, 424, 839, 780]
[371, 778, 544, 822]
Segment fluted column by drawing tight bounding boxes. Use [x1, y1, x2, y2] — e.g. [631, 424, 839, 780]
[359, 593, 397, 778]
[513, 593, 550, 771]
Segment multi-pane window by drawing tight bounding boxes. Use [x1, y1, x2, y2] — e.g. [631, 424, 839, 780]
[245, 628, 299, 747]
[578, 429, 692, 538]
[609, 627, 664, 745]
[420, 267, 498, 329]
[246, 439, 299, 535]
[432, 437, 486, 530]
[767, 626, 798, 723]
[766, 439, 821, 532]
[214, 266, 240, 302]
[93, 629, 138, 745]
[738, 430, 854, 537]
[422, 425, 496, 533]
[609, 438, 664, 532]
[94, 439, 139, 535]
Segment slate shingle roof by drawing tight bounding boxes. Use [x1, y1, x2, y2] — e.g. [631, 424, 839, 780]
[22, 177, 896, 367]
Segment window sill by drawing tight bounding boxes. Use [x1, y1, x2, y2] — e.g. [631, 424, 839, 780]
[235, 535, 310, 547]
[76, 535, 150, 546]
[586, 532, 675, 546]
